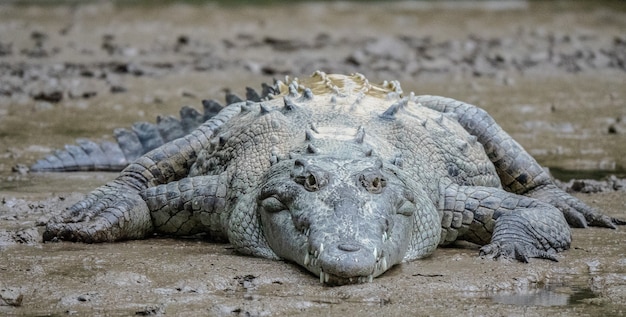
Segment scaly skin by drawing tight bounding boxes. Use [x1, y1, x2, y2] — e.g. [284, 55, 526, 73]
[41, 72, 624, 285]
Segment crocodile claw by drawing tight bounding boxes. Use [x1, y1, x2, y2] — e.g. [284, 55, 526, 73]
[528, 184, 623, 229]
[43, 182, 153, 242]
[479, 241, 559, 263]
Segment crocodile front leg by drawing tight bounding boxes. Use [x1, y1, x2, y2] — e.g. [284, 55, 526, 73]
[43, 104, 244, 242]
[43, 179, 152, 242]
[140, 174, 230, 239]
[416, 95, 624, 229]
[440, 183, 571, 262]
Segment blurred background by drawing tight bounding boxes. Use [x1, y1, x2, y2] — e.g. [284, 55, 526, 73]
[1, 0, 625, 187]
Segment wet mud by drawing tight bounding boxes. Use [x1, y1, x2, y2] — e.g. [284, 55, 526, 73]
[1, 1, 625, 316]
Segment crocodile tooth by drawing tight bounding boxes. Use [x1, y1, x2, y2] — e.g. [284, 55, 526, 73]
[382, 257, 388, 272]
[304, 253, 310, 266]
[325, 272, 330, 283]
[319, 243, 324, 254]
[368, 274, 373, 283]
[320, 271, 324, 284]
[373, 247, 378, 259]
[374, 253, 379, 270]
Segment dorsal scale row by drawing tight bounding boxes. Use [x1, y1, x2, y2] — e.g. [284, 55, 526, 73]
[263, 72, 411, 166]
[253, 72, 485, 173]
[273, 71, 404, 104]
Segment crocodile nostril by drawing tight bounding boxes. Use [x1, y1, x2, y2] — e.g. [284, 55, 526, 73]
[337, 243, 361, 252]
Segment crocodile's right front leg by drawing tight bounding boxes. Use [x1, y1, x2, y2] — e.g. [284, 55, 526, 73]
[43, 104, 244, 243]
[140, 174, 230, 239]
[43, 179, 152, 243]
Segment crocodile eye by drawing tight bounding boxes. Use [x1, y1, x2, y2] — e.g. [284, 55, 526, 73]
[294, 172, 327, 191]
[305, 174, 318, 190]
[260, 196, 287, 213]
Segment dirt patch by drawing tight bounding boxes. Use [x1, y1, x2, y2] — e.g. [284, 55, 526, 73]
[1, 1, 625, 316]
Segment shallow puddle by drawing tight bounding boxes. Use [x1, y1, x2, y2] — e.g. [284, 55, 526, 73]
[491, 284, 597, 307]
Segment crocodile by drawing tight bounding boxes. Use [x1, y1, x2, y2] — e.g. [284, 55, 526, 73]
[38, 72, 624, 285]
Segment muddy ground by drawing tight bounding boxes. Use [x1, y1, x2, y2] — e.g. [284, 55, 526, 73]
[0, 1, 625, 316]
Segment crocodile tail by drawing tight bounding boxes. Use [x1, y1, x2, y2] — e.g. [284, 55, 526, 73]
[29, 86, 273, 172]
[29, 103, 218, 172]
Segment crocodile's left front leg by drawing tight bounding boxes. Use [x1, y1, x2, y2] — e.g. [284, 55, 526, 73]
[440, 183, 571, 262]
[416, 95, 624, 228]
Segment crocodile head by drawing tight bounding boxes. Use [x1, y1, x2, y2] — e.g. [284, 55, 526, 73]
[257, 155, 440, 285]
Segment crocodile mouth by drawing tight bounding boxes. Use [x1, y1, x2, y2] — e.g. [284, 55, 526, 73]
[319, 271, 373, 285]
[302, 241, 390, 285]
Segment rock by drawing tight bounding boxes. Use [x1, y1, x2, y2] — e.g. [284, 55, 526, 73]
[0, 287, 24, 307]
[110, 85, 127, 93]
[32, 91, 63, 103]
[11, 164, 29, 175]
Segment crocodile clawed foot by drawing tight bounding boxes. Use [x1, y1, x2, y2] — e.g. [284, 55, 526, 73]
[44, 220, 116, 243]
[479, 241, 558, 263]
[585, 213, 626, 229]
[43, 182, 153, 243]
[529, 184, 623, 229]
